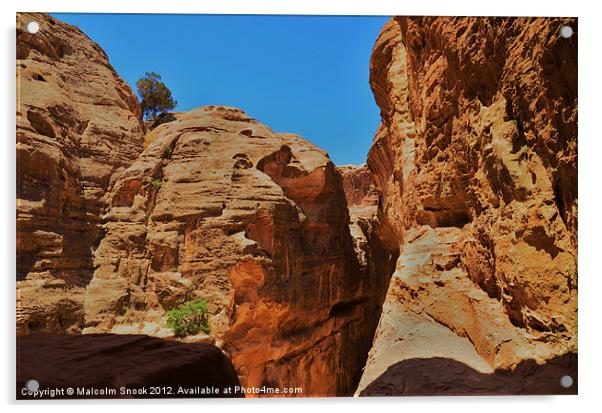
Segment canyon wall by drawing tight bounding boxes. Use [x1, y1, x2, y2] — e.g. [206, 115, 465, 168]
[358, 17, 578, 395]
[17, 13, 145, 335]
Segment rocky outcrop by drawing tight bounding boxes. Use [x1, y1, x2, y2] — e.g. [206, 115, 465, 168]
[17, 334, 241, 399]
[357, 17, 578, 395]
[15, 13, 391, 396]
[16, 13, 145, 334]
[82, 107, 384, 396]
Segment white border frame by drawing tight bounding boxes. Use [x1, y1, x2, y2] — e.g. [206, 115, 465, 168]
[3, 1, 599, 412]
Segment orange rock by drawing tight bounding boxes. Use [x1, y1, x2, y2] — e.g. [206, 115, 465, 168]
[16, 13, 145, 334]
[84, 107, 386, 396]
[357, 17, 577, 395]
[337, 164, 378, 209]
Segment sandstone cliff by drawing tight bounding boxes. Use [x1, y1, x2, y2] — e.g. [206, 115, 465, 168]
[15, 14, 390, 395]
[83, 107, 386, 396]
[357, 17, 578, 395]
[17, 13, 146, 334]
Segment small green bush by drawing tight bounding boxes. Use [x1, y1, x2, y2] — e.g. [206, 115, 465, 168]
[151, 178, 163, 188]
[166, 298, 210, 337]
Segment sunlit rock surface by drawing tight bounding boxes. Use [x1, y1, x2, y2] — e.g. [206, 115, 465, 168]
[357, 17, 577, 395]
[16, 12, 145, 335]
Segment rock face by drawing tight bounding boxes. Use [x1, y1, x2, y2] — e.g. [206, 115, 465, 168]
[16, 13, 145, 334]
[15, 13, 390, 396]
[357, 17, 578, 395]
[83, 107, 385, 396]
[17, 334, 241, 399]
[338, 164, 378, 209]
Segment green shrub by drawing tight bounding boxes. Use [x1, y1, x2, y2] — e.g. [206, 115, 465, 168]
[166, 298, 210, 337]
[151, 178, 163, 188]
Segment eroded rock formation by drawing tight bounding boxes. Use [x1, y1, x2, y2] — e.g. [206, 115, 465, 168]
[16, 13, 145, 335]
[83, 107, 385, 396]
[357, 17, 578, 395]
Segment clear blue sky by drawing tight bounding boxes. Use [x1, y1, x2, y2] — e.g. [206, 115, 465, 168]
[52, 14, 389, 165]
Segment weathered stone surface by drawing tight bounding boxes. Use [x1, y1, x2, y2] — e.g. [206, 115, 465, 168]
[357, 17, 577, 395]
[16, 13, 145, 334]
[17, 334, 241, 399]
[83, 107, 383, 396]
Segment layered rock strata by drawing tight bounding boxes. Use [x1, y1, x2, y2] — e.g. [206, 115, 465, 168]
[357, 17, 578, 395]
[16, 12, 145, 334]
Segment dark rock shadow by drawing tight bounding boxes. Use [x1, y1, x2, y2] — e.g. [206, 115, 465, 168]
[359, 353, 577, 396]
[17, 334, 242, 399]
